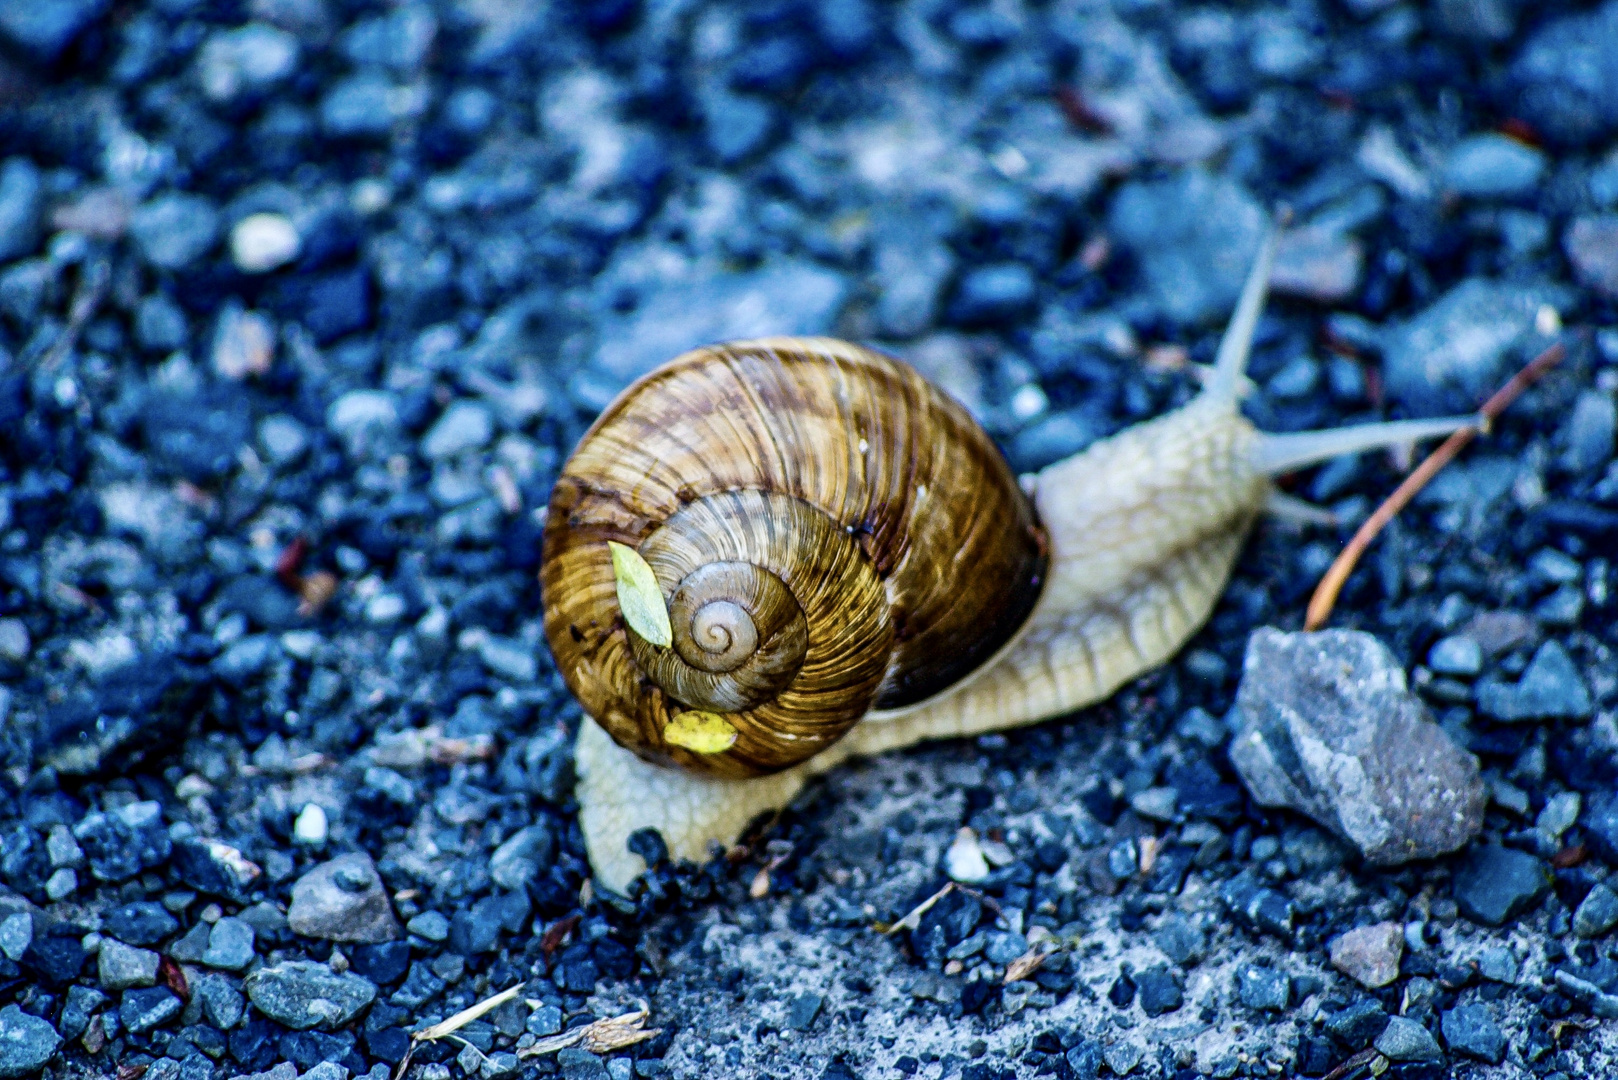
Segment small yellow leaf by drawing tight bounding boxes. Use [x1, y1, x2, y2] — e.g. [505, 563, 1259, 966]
[665, 711, 738, 754]
[608, 541, 672, 647]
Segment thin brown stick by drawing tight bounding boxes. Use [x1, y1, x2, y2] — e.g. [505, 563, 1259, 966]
[1304, 341, 1565, 631]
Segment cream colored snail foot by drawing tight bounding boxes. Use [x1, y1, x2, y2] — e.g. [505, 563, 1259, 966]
[551, 224, 1482, 894]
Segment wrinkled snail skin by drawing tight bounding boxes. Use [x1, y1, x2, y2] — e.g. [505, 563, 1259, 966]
[555, 232, 1482, 894]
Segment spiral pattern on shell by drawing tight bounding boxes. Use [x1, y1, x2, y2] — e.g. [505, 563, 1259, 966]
[541, 338, 1048, 778]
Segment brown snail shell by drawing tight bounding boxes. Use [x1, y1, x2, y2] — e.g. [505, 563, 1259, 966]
[540, 336, 1047, 779]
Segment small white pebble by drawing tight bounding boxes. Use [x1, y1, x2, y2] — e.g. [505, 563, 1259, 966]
[1009, 384, 1047, 421]
[231, 212, 301, 273]
[350, 178, 392, 216]
[293, 802, 329, 845]
[945, 827, 990, 883]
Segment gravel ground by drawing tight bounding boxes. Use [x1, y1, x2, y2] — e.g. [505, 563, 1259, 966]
[1, 1, 1617, 1079]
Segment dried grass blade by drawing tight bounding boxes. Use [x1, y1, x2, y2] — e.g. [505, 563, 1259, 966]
[413, 984, 522, 1043]
[874, 883, 955, 935]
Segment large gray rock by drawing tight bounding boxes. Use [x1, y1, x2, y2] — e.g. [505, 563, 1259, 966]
[1381, 278, 1570, 415]
[1108, 168, 1265, 325]
[287, 853, 400, 944]
[1230, 628, 1486, 866]
[243, 961, 376, 1030]
[1508, 0, 1618, 147]
[0, 1004, 59, 1078]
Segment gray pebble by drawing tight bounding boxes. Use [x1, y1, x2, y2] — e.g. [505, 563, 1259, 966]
[57, 986, 105, 1041]
[120, 986, 181, 1034]
[406, 911, 451, 942]
[168, 921, 212, 963]
[0, 914, 27, 963]
[1508, 0, 1618, 146]
[98, 939, 159, 990]
[0, 157, 42, 263]
[1443, 134, 1546, 198]
[1375, 1016, 1443, 1063]
[1476, 640, 1592, 721]
[1440, 1003, 1506, 1063]
[341, 6, 435, 71]
[1427, 635, 1482, 677]
[327, 389, 401, 454]
[0, 1004, 60, 1078]
[1560, 388, 1616, 472]
[983, 931, 1028, 965]
[134, 294, 188, 352]
[950, 263, 1035, 323]
[558, 1047, 610, 1080]
[525, 1004, 562, 1036]
[1236, 965, 1290, 1011]
[1134, 966, 1182, 1016]
[192, 972, 245, 1029]
[201, 916, 255, 971]
[422, 401, 494, 460]
[1102, 1040, 1145, 1076]
[258, 414, 310, 467]
[1265, 355, 1322, 400]
[785, 992, 821, 1031]
[1476, 945, 1518, 984]
[1230, 628, 1485, 866]
[244, 961, 376, 1030]
[196, 23, 299, 103]
[1329, 922, 1403, 989]
[321, 74, 425, 138]
[0, 619, 27, 665]
[1452, 845, 1549, 925]
[699, 89, 773, 163]
[0, 0, 105, 59]
[1380, 278, 1569, 415]
[286, 852, 400, 944]
[489, 824, 555, 891]
[587, 261, 846, 405]
[1108, 169, 1264, 324]
[1153, 914, 1204, 966]
[874, 238, 954, 337]
[1573, 882, 1618, 938]
[130, 193, 221, 271]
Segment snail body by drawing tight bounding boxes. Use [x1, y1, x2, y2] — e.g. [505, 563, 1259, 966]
[544, 234, 1478, 892]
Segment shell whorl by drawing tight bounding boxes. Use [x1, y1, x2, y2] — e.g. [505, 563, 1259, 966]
[541, 338, 1047, 778]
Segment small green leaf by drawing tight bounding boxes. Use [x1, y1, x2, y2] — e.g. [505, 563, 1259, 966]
[609, 541, 672, 647]
[664, 711, 738, 754]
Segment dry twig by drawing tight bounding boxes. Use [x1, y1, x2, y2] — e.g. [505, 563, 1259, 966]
[1304, 342, 1565, 631]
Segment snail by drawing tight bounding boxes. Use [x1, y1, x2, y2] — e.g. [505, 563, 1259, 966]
[542, 231, 1478, 893]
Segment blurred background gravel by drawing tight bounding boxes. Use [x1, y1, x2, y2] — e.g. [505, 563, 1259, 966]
[0, 0, 1616, 1078]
